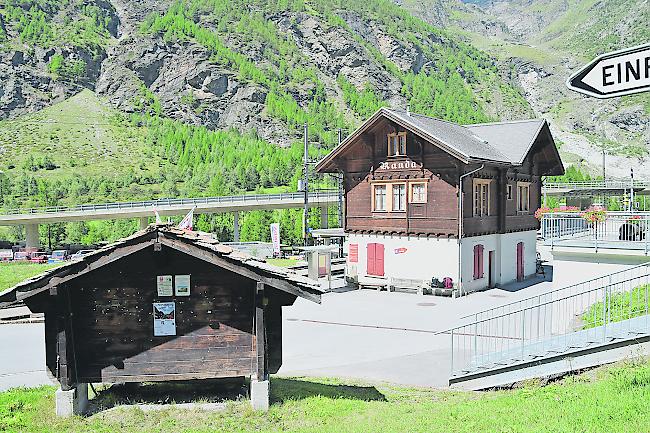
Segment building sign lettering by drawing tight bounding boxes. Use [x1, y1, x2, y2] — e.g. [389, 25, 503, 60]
[378, 160, 419, 170]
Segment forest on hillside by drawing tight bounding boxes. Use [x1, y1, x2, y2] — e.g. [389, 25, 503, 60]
[0, 0, 534, 247]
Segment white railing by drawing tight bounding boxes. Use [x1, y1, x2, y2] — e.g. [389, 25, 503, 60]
[446, 263, 650, 377]
[542, 180, 650, 191]
[0, 192, 339, 216]
[541, 211, 650, 252]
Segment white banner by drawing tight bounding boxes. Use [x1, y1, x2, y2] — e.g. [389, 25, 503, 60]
[270, 223, 281, 256]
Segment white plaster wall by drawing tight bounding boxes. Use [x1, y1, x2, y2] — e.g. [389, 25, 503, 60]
[499, 231, 537, 284]
[460, 234, 499, 293]
[346, 233, 459, 283]
[460, 230, 537, 292]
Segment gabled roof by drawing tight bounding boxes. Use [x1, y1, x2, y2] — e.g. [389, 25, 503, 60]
[316, 107, 562, 174]
[0, 225, 324, 306]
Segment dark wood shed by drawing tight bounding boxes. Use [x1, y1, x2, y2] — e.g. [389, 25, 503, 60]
[0, 225, 323, 415]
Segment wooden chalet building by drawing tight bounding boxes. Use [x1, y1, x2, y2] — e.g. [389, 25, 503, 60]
[316, 108, 564, 292]
[0, 225, 323, 415]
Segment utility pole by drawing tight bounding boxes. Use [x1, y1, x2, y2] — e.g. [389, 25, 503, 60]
[337, 128, 344, 229]
[303, 123, 309, 246]
[630, 168, 634, 211]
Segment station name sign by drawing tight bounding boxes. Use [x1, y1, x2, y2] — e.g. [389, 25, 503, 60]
[567, 43, 650, 98]
[378, 160, 420, 170]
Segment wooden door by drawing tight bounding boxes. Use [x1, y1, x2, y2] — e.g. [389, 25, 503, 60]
[488, 250, 495, 288]
[516, 242, 524, 282]
[366, 243, 385, 276]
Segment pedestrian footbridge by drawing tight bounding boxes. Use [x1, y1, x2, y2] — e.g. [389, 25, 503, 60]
[445, 263, 650, 389]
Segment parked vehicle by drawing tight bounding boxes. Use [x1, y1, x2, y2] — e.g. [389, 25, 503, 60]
[29, 252, 49, 264]
[0, 249, 13, 261]
[13, 251, 30, 261]
[70, 249, 94, 261]
[49, 250, 69, 263]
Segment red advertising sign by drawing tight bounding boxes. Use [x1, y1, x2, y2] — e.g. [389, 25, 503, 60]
[349, 244, 358, 263]
[394, 247, 408, 254]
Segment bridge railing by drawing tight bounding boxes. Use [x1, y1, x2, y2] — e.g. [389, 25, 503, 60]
[542, 180, 650, 191]
[540, 211, 650, 252]
[0, 192, 339, 216]
[447, 264, 650, 376]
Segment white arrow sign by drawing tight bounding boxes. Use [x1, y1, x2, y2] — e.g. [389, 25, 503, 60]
[567, 43, 650, 98]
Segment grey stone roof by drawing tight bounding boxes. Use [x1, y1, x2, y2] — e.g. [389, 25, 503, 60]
[385, 109, 546, 165]
[316, 107, 556, 172]
[0, 225, 323, 306]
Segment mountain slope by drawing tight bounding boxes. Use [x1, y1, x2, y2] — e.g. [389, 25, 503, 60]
[0, 0, 537, 246]
[400, 0, 650, 178]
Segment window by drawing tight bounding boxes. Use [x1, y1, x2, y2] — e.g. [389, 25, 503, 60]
[506, 184, 513, 200]
[392, 184, 406, 211]
[517, 182, 530, 212]
[473, 244, 484, 280]
[410, 182, 427, 203]
[373, 184, 387, 211]
[473, 180, 490, 217]
[387, 132, 407, 156]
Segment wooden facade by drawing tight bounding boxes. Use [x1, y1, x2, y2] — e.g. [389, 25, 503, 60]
[317, 109, 564, 239]
[0, 226, 321, 392]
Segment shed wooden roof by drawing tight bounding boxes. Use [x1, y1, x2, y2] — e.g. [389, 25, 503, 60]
[0, 225, 324, 306]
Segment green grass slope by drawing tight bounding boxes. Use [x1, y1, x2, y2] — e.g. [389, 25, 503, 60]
[1, 360, 649, 432]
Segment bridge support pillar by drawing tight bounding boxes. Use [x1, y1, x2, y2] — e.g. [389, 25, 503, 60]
[139, 217, 149, 230]
[233, 211, 240, 242]
[320, 207, 328, 229]
[25, 224, 39, 249]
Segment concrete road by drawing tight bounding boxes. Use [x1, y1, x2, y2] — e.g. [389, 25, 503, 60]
[0, 282, 554, 391]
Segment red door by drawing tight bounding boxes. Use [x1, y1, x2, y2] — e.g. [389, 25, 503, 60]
[516, 242, 524, 282]
[367, 243, 385, 276]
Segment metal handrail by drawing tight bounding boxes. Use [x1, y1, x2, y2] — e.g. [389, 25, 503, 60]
[448, 268, 650, 376]
[459, 262, 650, 320]
[0, 191, 339, 216]
[542, 180, 650, 190]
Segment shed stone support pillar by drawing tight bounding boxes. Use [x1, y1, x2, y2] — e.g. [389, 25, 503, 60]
[233, 211, 240, 242]
[25, 223, 39, 249]
[320, 207, 328, 229]
[139, 217, 149, 230]
[55, 383, 88, 417]
[250, 379, 269, 411]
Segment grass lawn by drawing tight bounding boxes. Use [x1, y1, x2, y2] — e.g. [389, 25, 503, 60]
[1, 360, 649, 432]
[266, 258, 299, 268]
[583, 284, 649, 329]
[0, 262, 62, 292]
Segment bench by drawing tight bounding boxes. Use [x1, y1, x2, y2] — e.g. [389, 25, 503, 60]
[388, 277, 429, 295]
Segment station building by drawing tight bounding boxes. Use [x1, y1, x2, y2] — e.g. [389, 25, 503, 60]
[316, 108, 564, 292]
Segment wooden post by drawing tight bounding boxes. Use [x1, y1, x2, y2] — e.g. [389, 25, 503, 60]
[255, 282, 266, 381]
[56, 315, 71, 390]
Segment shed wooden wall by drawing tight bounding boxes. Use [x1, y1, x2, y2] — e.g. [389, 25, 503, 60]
[36, 246, 293, 385]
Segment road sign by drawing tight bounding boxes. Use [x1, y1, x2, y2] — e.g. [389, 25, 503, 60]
[566, 43, 650, 98]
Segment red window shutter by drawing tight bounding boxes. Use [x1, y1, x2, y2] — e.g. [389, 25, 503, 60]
[478, 245, 484, 278]
[367, 243, 375, 276]
[376, 243, 385, 276]
[473, 245, 479, 280]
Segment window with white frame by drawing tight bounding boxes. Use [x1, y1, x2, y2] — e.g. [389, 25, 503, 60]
[473, 179, 490, 217]
[410, 182, 427, 203]
[517, 182, 530, 212]
[387, 132, 407, 156]
[392, 184, 406, 211]
[373, 184, 387, 211]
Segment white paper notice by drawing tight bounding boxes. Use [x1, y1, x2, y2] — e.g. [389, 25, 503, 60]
[157, 275, 173, 296]
[175, 275, 191, 296]
[153, 302, 176, 336]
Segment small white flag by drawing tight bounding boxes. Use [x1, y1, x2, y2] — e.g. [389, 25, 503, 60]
[153, 207, 162, 224]
[178, 207, 195, 231]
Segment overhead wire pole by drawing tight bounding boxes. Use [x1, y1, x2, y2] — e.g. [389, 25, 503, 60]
[337, 128, 344, 229]
[303, 123, 309, 246]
